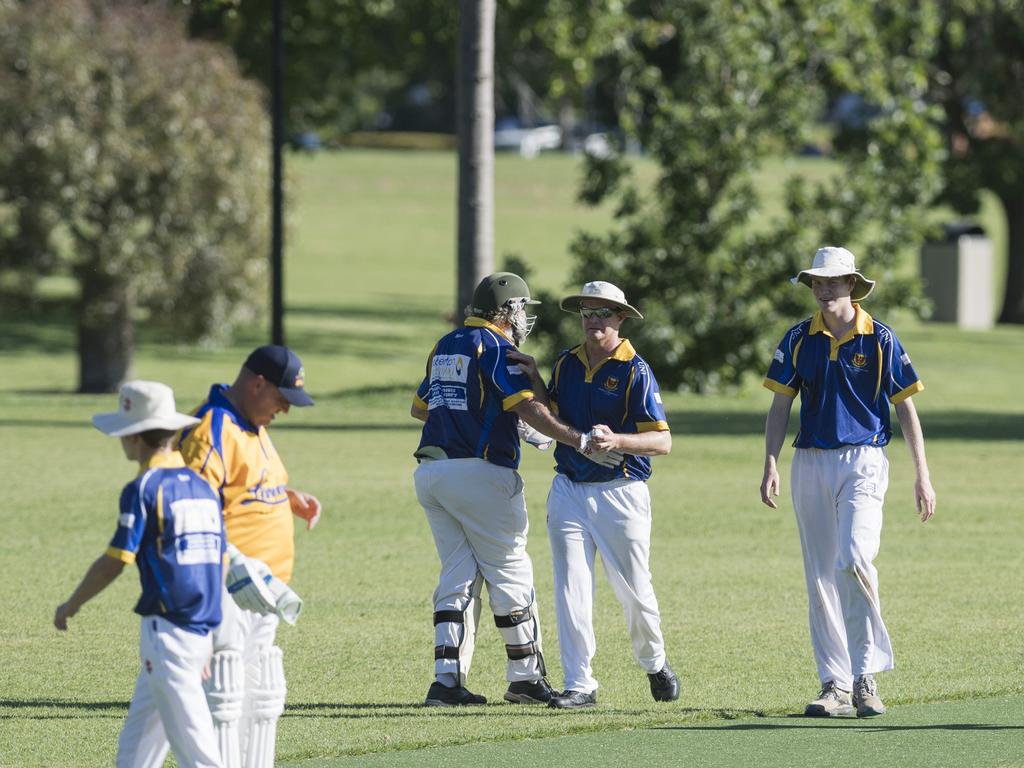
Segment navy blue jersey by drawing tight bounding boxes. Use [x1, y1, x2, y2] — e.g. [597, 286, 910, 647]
[414, 318, 535, 469]
[764, 305, 923, 449]
[107, 452, 225, 635]
[549, 340, 669, 483]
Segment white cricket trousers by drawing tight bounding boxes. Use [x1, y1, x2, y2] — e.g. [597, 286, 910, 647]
[116, 615, 222, 768]
[791, 445, 893, 689]
[414, 457, 542, 683]
[547, 474, 666, 694]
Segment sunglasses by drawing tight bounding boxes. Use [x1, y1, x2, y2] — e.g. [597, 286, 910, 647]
[579, 307, 618, 319]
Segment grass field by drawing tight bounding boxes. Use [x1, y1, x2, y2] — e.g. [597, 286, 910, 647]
[1, 150, 1022, 767]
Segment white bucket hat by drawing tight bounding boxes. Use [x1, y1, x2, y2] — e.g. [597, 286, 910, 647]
[91, 380, 200, 437]
[559, 280, 643, 319]
[792, 246, 875, 302]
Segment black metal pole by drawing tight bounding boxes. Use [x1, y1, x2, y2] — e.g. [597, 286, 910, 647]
[270, 0, 285, 345]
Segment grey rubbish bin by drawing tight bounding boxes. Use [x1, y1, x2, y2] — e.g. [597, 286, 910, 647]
[920, 223, 994, 330]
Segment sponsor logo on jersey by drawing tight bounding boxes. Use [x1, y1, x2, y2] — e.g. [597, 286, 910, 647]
[506, 365, 523, 377]
[900, 352, 911, 366]
[654, 392, 662, 404]
[852, 353, 868, 368]
[773, 348, 785, 364]
[118, 512, 135, 528]
[431, 354, 471, 384]
[603, 376, 619, 392]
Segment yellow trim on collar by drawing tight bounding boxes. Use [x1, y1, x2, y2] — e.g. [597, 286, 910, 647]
[138, 450, 186, 476]
[465, 316, 516, 344]
[809, 305, 874, 361]
[573, 339, 637, 383]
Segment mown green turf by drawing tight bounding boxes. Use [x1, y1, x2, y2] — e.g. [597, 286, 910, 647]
[280, 695, 1024, 768]
[0, 149, 1021, 767]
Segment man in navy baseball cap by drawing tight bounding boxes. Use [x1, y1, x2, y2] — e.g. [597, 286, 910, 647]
[243, 344, 314, 407]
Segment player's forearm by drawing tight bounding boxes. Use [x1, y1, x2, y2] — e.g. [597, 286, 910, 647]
[895, 399, 931, 480]
[763, 396, 792, 467]
[612, 430, 672, 456]
[65, 555, 125, 613]
[513, 399, 584, 449]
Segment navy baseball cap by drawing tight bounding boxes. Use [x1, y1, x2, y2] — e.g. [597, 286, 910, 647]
[243, 345, 314, 406]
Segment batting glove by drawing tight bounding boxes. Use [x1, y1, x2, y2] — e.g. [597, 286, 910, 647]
[517, 421, 554, 451]
[225, 544, 277, 615]
[267, 576, 303, 625]
[585, 449, 626, 468]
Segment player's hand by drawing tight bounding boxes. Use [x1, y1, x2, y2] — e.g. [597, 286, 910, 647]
[504, 349, 541, 382]
[54, 601, 76, 631]
[288, 489, 322, 530]
[915, 475, 936, 522]
[590, 424, 620, 452]
[760, 465, 780, 509]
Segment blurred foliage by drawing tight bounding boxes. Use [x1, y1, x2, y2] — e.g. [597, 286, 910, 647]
[183, 0, 623, 135]
[927, 0, 1024, 321]
[0, 0, 270, 390]
[556, 1, 946, 391]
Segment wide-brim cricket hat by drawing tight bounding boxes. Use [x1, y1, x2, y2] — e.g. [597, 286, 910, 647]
[791, 246, 876, 302]
[244, 344, 314, 407]
[559, 281, 643, 319]
[471, 272, 541, 312]
[91, 380, 200, 437]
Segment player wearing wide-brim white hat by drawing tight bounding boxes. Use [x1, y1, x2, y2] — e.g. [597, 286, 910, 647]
[792, 246, 876, 302]
[559, 280, 644, 319]
[91, 380, 200, 436]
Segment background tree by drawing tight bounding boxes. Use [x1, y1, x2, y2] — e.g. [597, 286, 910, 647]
[928, 0, 1024, 323]
[543, 1, 945, 390]
[0, 0, 270, 392]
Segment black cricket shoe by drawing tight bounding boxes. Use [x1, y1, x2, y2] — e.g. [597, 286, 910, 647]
[548, 689, 597, 709]
[504, 677, 558, 705]
[648, 662, 680, 702]
[424, 681, 487, 707]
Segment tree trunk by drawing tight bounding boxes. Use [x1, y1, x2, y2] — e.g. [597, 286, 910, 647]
[998, 193, 1024, 324]
[455, 0, 495, 322]
[77, 266, 134, 393]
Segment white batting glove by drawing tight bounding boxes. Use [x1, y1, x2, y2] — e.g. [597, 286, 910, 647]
[266, 576, 303, 625]
[225, 544, 277, 615]
[585, 449, 626, 468]
[517, 421, 554, 451]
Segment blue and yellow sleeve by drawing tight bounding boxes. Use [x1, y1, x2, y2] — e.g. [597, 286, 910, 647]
[628, 360, 670, 432]
[107, 483, 145, 564]
[884, 331, 924, 404]
[763, 327, 802, 398]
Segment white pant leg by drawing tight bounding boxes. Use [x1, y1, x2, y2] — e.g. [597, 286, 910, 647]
[547, 474, 599, 693]
[120, 617, 222, 768]
[416, 459, 542, 682]
[589, 480, 666, 674]
[117, 666, 170, 768]
[835, 446, 893, 677]
[792, 449, 854, 689]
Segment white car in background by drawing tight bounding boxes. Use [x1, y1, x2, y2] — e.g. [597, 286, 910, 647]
[494, 119, 562, 159]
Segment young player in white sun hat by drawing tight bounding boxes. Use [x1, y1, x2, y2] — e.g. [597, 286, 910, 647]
[55, 380, 226, 767]
[760, 246, 936, 718]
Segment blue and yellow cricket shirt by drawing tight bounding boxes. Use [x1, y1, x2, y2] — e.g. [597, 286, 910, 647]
[413, 317, 536, 469]
[106, 452, 224, 636]
[763, 305, 923, 449]
[549, 340, 670, 483]
[179, 385, 296, 583]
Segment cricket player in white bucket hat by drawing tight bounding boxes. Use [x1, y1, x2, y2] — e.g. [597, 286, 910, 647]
[56, 380, 226, 767]
[761, 246, 936, 719]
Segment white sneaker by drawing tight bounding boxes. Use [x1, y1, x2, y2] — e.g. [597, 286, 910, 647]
[805, 680, 854, 717]
[853, 674, 886, 717]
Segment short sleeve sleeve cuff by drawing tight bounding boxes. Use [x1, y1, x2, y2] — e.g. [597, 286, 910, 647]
[890, 380, 923, 404]
[106, 546, 136, 565]
[502, 390, 535, 411]
[763, 379, 797, 397]
[637, 420, 670, 433]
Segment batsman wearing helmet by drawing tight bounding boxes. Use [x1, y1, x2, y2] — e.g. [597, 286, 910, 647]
[411, 272, 614, 707]
[179, 345, 322, 768]
[760, 246, 936, 718]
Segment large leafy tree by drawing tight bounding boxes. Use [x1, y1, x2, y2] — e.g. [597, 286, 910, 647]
[929, 0, 1024, 322]
[542, 1, 945, 390]
[0, 0, 270, 392]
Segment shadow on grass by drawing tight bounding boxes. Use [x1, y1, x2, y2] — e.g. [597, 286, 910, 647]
[664, 410, 1024, 441]
[0, 699, 127, 719]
